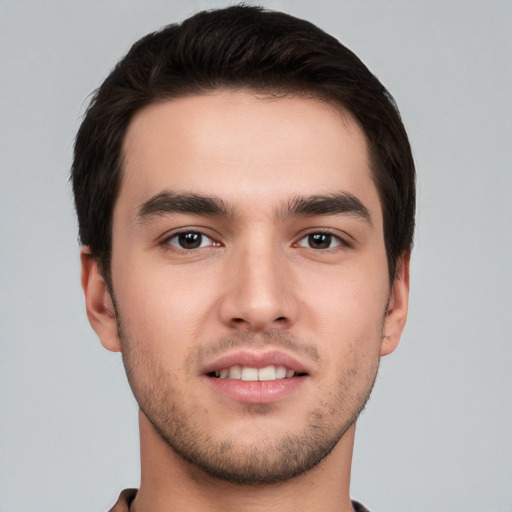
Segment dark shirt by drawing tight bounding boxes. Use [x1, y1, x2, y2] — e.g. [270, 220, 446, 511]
[108, 488, 371, 511]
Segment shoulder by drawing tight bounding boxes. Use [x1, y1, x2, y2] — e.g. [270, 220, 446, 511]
[352, 500, 372, 512]
[108, 489, 137, 512]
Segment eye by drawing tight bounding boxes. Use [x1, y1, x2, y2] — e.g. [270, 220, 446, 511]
[165, 231, 217, 250]
[297, 233, 342, 250]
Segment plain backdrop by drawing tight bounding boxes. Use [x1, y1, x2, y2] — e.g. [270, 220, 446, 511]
[1, 1, 511, 511]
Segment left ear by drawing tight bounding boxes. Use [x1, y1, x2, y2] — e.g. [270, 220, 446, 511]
[381, 252, 410, 356]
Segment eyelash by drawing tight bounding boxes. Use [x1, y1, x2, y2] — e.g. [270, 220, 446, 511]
[160, 229, 350, 253]
[161, 230, 220, 253]
[295, 231, 348, 250]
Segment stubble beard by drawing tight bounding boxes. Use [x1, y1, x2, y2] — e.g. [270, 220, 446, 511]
[117, 312, 382, 486]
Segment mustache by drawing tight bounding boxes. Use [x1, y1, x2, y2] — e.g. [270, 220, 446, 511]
[188, 331, 321, 367]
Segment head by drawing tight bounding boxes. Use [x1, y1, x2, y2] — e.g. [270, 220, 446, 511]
[72, 5, 415, 288]
[73, 5, 415, 486]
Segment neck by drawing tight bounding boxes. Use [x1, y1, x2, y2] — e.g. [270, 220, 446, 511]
[131, 412, 356, 512]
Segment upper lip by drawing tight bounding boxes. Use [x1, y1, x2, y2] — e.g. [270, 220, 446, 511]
[200, 349, 311, 376]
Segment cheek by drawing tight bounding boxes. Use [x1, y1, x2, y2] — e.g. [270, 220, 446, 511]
[305, 267, 389, 330]
[302, 268, 389, 377]
[113, 260, 220, 347]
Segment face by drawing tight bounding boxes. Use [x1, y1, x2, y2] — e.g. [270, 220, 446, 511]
[83, 90, 408, 484]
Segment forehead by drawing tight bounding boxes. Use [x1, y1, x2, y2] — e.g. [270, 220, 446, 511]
[118, 90, 380, 221]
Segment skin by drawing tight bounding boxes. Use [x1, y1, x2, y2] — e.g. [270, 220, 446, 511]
[81, 90, 409, 512]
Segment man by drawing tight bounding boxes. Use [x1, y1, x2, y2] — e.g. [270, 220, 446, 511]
[72, 5, 415, 511]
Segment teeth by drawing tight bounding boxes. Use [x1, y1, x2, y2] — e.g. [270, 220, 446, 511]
[241, 367, 258, 381]
[215, 364, 296, 381]
[228, 365, 242, 379]
[275, 366, 287, 379]
[258, 365, 276, 381]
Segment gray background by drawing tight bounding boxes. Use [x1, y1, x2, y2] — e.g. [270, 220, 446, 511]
[1, 1, 511, 511]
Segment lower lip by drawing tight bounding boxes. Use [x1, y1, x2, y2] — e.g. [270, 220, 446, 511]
[204, 376, 306, 404]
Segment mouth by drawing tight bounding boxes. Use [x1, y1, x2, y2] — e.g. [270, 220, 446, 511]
[208, 364, 307, 381]
[201, 350, 310, 403]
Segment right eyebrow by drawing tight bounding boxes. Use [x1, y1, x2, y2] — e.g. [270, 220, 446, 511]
[137, 191, 234, 223]
[282, 192, 373, 226]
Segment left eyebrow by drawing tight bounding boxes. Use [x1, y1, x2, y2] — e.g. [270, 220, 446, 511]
[282, 193, 372, 226]
[137, 191, 234, 223]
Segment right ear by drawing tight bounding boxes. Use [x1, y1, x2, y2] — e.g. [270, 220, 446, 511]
[80, 247, 121, 352]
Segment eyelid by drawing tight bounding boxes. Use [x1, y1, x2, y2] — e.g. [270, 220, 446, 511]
[168, 232, 214, 248]
[160, 227, 222, 252]
[297, 234, 341, 249]
[294, 228, 353, 249]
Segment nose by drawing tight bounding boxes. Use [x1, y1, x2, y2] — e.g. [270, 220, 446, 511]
[219, 242, 297, 332]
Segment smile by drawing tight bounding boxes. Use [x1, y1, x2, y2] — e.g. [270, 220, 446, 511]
[202, 351, 311, 403]
[211, 364, 301, 381]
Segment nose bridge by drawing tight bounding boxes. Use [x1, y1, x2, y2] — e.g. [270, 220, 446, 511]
[221, 231, 294, 330]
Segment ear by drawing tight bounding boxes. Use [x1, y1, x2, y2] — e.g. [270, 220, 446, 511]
[80, 247, 121, 352]
[381, 252, 410, 356]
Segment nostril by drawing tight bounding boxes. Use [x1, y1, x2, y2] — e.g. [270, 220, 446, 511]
[227, 315, 290, 330]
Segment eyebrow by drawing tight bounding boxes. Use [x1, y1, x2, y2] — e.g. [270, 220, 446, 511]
[137, 190, 372, 225]
[283, 193, 372, 225]
[137, 191, 233, 222]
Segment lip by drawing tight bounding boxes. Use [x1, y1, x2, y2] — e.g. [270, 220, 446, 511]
[201, 350, 311, 404]
[201, 349, 311, 375]
[205, 376, 307, 403]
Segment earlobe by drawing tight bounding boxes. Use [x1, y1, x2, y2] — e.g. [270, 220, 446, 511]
[381, 253, 410, 356]
[80, 247, 121, 352]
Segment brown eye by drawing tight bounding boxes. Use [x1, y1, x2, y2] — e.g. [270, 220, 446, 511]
[167, 231, 214, 250]
[178, 232, 202, 249]
[297, 233, 342, 249]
